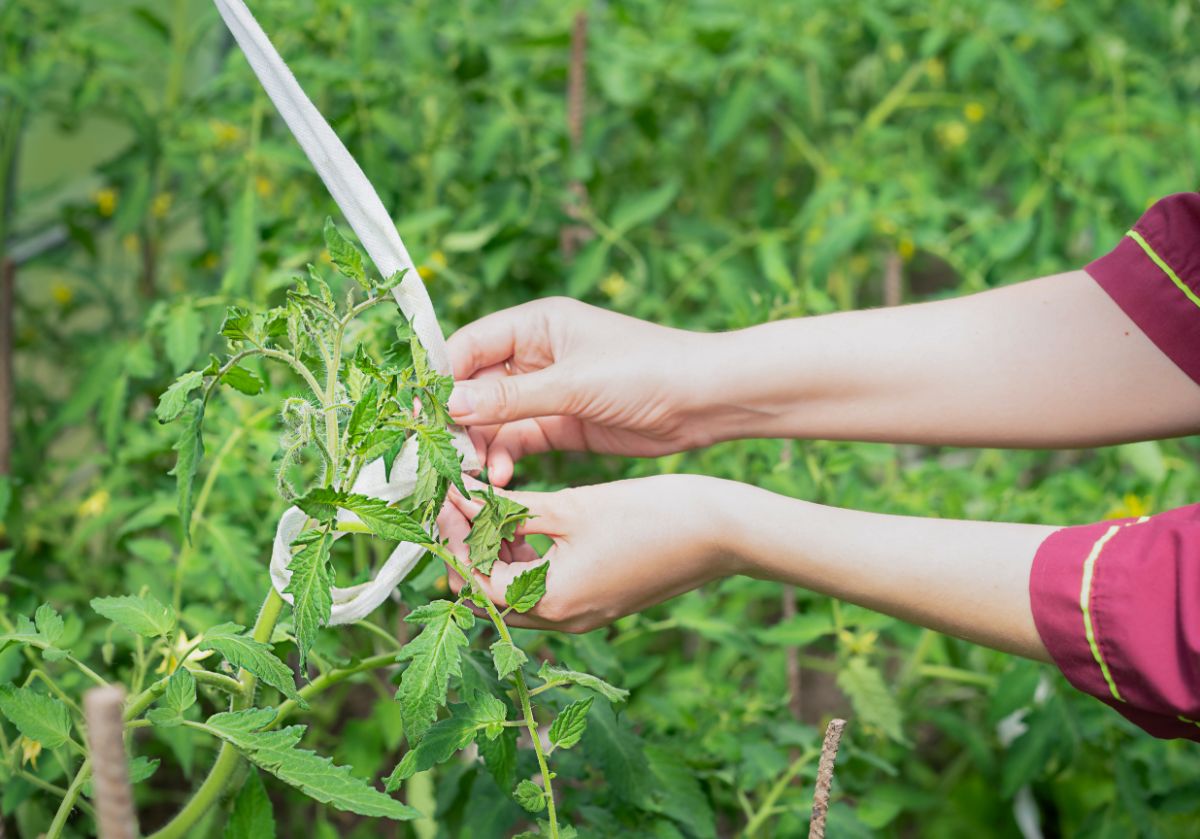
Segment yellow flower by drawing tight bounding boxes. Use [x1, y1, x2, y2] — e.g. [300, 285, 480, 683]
[936, 120, 969, 149]
[152, 192, 173, 219]
[19, 736, 42, 768]
[155, 629, 215, 675]
[210, 119, 242, 147]
[963, 102, 986, 124]
[839, 630, 878, 657]
[1106, 493, 1151, 520]
[897, 237, 916, 261]
[254, 175, 273, 198]
[599, 272, 628, 301]
[50, 280, 74, 307]
[94, 188, 118, 217]
[418, 249, 447, 281]
[78, 488, 111, 518]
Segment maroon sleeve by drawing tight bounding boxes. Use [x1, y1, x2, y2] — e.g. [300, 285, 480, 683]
[1084, 191, 1200, 386]
[1030, 504, 1200, 741]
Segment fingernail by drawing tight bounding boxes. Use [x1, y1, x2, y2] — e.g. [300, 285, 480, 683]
[448, 385, 474, 417]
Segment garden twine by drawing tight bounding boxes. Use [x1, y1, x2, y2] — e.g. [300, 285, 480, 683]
[213, 0, 480, 624]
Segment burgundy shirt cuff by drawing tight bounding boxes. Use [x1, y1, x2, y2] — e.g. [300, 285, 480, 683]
[1085, 192, 1200, 387]
[1031, 504, 1200, 741]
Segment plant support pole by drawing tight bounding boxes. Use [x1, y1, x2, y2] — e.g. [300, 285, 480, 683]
[0, 258, 12, 478]
[84, 686, 139, 839]
[807, 718, 847, 839]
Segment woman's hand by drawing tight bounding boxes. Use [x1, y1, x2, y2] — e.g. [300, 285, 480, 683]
[446, 298, 713, 485]
[435, 474, 742, 632]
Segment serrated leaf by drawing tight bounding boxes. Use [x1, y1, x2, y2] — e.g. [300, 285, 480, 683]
[204, 709, 417, 820]
[90, 594, 176, 638]
[221, 364, 265, 396]
[548, 697, 593, 750]
[395, 601, 471, 740]
[157, 370, 205, 422]
[34, 604, 65, 646]
[375, 268, 408, 293]
[384, 711, 479, 788]
[165, 667, 197, 712]
[489, 640, 527, 681]
[324, 218, 369, 289]
[0, 685, 73, 749]
[465, 488, 530, 575]
[583, 701, 651, 805]
[478, 727, 517, 792]
[294, 489, 432, 545]
[514, 778, 546, 813]
[200, 622, 306, 706]
[505, 564, 548, 613]
[171, 400, 205, 542]
[416, 427, 465, 494]
[837, 657, 905, 743]
[347, 381, 380, 443]
[219, 306, 254, 343]
[226, 769, 276, 839]
[284, 529, 334, 670]
[535, 662, 629, 703]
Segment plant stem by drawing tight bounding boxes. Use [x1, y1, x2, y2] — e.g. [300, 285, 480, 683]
[742, 746, 821, 837]
[270, 651, 400, 727]
[45, 758, 91, 839]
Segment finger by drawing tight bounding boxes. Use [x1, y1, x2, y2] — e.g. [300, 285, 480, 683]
[449, 368, 571, 428]
[447, 301, 550, 379]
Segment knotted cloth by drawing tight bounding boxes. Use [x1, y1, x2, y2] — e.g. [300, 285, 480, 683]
[213, 0, 479, 624]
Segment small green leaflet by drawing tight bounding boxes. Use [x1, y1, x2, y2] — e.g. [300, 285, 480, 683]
[171, 399, 205, 542]
[0, 606, 67, 660]
[203, 708, 418, 820]
[284, 529, 334, 670]
[0, 685, 73, 748]
[478, 727, 517, 792]
[323, 217, 369, 290]
[199, 622, 306, 706]
[83, 757, 160, 798]
[219, 306, 254, 343]
[490, 640, 527, 680]
[90, 594, 176, 638]
[416, 427, 466, 495]
[465, 488, 530, 575]
[536, 662, 629, 703]
[514, 779, 546, 813]
[226, 770, 276, 839]
[293, 489, 432, 544]
[395, 600, 473, 741]
[157, 370, 204, 422]
[221, 364, 265, 396]
[837, 656, 905, 743]
[147, 667, 196, 728]
[385, 695, 506, 787]
[346, 380, 379, 444]
[34, 604, 65, 647]
[505, 563, 548, 613]
[548, 697, 593, 750]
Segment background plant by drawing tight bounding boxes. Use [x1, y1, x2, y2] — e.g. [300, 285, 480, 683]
[3, 0, 1200, 836]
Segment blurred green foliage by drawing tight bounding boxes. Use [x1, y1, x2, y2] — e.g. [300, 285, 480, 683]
[3, 0, 1200, 836]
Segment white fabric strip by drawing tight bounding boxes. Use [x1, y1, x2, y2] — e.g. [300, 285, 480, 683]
[213, 0, 478, 623]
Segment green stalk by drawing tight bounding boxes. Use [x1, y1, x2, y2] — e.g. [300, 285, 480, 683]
[45, 758, 91, 839]
[742, 746, 821, 837]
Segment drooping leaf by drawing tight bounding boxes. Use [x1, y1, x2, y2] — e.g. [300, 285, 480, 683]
[535, 662, 629, 703]
[157, 370, 205, 422]
[489, 640, 527, 681]
[0, 686, 73, 749]
[465, 488, 530, 575]
[221, 364, 265, 396]
[395, 601, 472, 740]
[384, 711, 479, 788]
[203, 708, 418, 820]
[323, 217, 369, 290]
[514, 778, 547, 813]
[226, 769, 276, 839]
[504, 563, 548, 613]
[293, 489, 432, 545]
[90, 594, 176, 638]
[284, 529, 334, 670]
[199, 622, 306, 705]
[416, 427, 465, 494]
[548, 697, 593, 750]
[171, 399, 206, 541]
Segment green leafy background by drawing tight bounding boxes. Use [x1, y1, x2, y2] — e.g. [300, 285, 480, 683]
[3, 0, 1200, 836]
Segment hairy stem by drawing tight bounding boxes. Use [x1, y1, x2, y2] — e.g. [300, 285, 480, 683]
[45, 758, 91, 839]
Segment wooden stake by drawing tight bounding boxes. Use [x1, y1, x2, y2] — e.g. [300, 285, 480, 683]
[782, 586, 802, 721]
[883, 250, 903, 308]
[560, 10, 593, 260]
[83, 685, 139, 839]
[807, 718, 847, 839]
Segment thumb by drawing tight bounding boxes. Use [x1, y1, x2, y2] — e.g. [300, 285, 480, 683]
[448, 368, 568, 425]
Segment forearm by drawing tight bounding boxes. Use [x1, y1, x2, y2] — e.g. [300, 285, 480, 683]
[713, 480, 1056, 660]
[690, 271, 1200, 448]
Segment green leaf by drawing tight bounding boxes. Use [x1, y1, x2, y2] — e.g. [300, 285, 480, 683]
[82, 756, 160, 798]
[548, 697, 593, 750]
[514, 778, 546, 813]
[226, 769, 276, 839]
[465, 488, 530, 575]
[148, 667, 196, 727]
[157, 370, 205, 422]
[221, 183, 258, 295]
[0, 549, 11, 583]
[165, 300, 203, 373]
[346, 380, 380, 443]
[204, 708, 418, 820]
[505, 563, 548, 613]
[583, 701, 651, 806]
[611, 180, 680, 234]
[416, 427, 465, 494]
[34, 604, 65, 647]
[535, 662, 629, 703]
[837, 657, 905, 743]
[90, 594, 176, 638]
[395, 601, 472, 740]
[489, 640, 527, 681]
[221, 364, 265, 396]
[171, 400, 205, 542]
[200, 622, 306, 706]
[293, 489, 432, 545]
[384, 712, 479, 788]
[478, 727, 517, 792]
[284, 529, 334, 670]
[324, 217, 369, 290]
[219, 306, 254, 343]
[0, 685, 73, 748]
[644, 744, 717, 839]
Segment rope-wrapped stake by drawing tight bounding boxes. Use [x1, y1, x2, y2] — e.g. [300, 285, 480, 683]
[84, 685, 138, 839]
